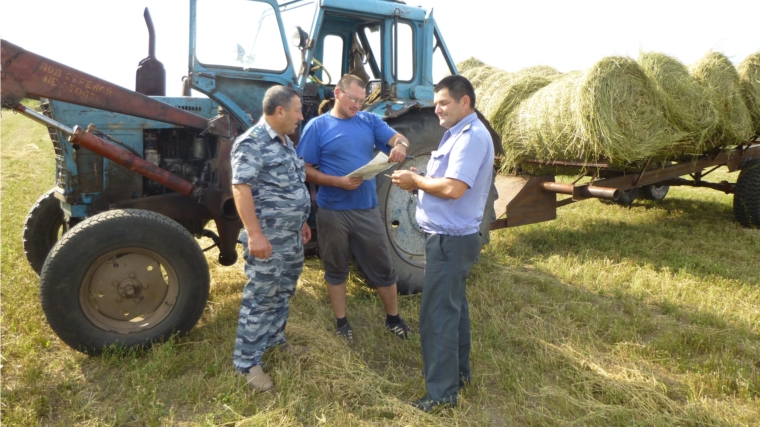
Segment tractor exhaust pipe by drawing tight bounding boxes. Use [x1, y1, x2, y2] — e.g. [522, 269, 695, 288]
[135, 7, 166, 96]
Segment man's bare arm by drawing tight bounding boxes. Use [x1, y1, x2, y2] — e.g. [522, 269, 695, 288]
[304, 163, 363, 191]
[386, 134, 409, 163]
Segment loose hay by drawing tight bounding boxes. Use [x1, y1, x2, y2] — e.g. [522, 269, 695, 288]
[638, 51, 719, 151]
[689, 51, 753, 147]
[501, 56, 685, 172]
[738, 52, 760, 138]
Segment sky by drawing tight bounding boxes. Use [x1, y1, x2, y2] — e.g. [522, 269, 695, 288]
[1, 0, 759, 97]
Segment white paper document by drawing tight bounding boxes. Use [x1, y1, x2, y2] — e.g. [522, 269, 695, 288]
[346, 152, 395, 179]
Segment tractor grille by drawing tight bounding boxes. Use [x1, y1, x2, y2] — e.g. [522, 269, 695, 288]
[40, 100, 68, 192]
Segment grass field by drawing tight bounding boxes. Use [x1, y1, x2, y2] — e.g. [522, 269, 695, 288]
[2, 109, 759, 426]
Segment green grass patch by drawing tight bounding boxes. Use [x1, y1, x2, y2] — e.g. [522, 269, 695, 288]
[2, 112, 760, 425]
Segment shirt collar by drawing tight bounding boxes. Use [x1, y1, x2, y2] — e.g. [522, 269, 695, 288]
[447, 112, 478, 137]
[257, 117, 292, 145]
[257, 117, 280, 140]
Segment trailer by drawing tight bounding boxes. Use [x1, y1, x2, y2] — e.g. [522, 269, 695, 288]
[486, 143, 760, 230]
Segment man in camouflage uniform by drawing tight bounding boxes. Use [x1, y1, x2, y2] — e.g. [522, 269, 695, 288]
[231, 85, 311, 392]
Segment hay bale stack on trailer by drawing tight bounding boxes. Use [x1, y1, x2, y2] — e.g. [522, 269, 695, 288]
[457, 53, 760, 228]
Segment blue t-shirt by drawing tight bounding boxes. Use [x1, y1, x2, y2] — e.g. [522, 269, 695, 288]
[296, 111, 397, 210]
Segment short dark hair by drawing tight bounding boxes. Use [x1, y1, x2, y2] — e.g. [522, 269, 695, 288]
[434, 75, 476, 110]
[336, 74, 366, 91]
[263, 85, 301, 115]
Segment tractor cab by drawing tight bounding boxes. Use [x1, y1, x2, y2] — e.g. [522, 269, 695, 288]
[189, 0, 458, 130]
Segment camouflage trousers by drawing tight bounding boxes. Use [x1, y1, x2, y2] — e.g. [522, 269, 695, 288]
[233, 227, 304, 373]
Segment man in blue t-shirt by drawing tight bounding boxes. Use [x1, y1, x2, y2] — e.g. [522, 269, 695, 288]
[296, 74, 412, 341]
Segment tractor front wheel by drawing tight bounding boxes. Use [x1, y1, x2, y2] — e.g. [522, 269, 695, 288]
[23, 189, 65, 275]
[40, 209, 210, 355]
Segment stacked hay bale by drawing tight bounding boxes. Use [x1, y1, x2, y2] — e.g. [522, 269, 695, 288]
[461, 65, 559, 144]
[457, 57, 486, 74]
[500, 56, 685, 172]
[638, 52, 718, 153]
[688, 51, 753, 148]
[738, 52, 760, 138]
[458, 53, 760, 175]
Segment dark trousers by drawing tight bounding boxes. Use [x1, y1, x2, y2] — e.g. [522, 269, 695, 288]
[420, 232, 481, 403]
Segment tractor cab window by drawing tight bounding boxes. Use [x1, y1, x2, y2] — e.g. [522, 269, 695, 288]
[363, 25, 382, 79]
[393, 21, 414, 82]
[280, 1, 317, 73]
[432, 31, 454, 85]
[196, 0, 287, 71]
[316, 35, 343, 86]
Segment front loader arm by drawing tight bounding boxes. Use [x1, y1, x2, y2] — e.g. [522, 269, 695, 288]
[1, 39, 209, 131]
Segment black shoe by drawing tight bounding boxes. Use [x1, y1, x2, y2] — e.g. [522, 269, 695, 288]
[336, 323, 353, 342]
[411, 398, 456, 412]
[385, 318, 411, 339]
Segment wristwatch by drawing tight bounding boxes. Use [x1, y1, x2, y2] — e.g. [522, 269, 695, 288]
[397, 141, 409, 149]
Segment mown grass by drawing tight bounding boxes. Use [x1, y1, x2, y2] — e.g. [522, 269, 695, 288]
[2, 109, 759, 426]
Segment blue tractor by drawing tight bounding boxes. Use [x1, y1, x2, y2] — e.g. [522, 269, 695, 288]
[1, 0, 500, 354]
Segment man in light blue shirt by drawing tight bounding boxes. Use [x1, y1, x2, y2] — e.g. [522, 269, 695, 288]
[392, 75, 494, 411]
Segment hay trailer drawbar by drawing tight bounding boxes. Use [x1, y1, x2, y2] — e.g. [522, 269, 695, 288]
[1, 0, 501, 355]
[488, 143, 760, 230]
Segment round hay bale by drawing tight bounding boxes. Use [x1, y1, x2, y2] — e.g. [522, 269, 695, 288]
[514, 65, 562, 78]
[638, 51, 719, 150]
[738, 52, 760, 138]
[473, 69, 519, 117]
[482, 74, 555, 136]
[689, 51, 753, 147]
[457, 57, 486, 74]
[502, 56, 685, 171]
[461, 65, 499, 90]
[462, 64, 556, 136]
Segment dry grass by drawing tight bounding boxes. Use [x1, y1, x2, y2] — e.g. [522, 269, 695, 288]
[3, 110, 760, 426]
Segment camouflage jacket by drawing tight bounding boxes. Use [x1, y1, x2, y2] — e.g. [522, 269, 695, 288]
[231, 118, 310, 233]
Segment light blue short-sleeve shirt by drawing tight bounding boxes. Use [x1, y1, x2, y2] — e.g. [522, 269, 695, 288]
[415, 112, 494, 236]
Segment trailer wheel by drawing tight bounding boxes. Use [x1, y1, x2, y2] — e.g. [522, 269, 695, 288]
[640, 184, 669, 201]
[378, 110, 500, 294]
[614, 188, 640, 206]
[39, 209, 210, 355]
[734, 158, 760, 227]
[23, 189, 65, 275]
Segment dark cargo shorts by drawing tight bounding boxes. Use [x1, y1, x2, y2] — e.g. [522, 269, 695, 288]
[316, 207, 398, 287]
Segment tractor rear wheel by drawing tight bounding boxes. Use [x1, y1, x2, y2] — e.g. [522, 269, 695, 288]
[734, 159, 760, 227]
[39, 209, 210, 355]
[23, 189, 65, 275]
[378, 110, 499, 294]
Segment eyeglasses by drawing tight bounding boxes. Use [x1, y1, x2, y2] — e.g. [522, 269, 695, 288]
[341, 92, 366, 105]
